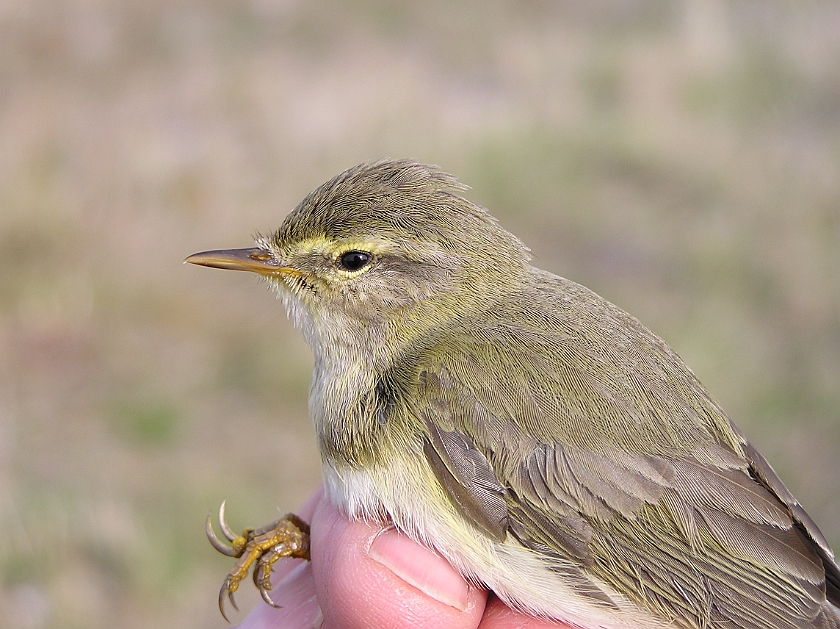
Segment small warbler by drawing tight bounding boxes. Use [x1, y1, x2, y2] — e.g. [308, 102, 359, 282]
[188, 160, 840, 628]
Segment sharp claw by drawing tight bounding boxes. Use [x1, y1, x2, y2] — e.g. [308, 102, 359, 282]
[218, 583, 231, 623]
[260, 585, 281, 609]
[219, 500, 237, 542]
[218, 575, 240, 622]
[209, 511, 311, 620]
[207, 513, 236, 557]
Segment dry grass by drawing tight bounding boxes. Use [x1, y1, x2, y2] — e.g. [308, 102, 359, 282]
[1, 1, 839, 628]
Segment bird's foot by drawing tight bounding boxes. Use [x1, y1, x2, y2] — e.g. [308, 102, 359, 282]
[205, 500, 311, 621]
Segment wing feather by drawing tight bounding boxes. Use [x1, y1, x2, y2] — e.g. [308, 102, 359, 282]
[411, 274, 839, 628]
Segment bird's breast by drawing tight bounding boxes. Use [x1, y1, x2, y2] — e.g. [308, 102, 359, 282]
[309, 359, 394, 468]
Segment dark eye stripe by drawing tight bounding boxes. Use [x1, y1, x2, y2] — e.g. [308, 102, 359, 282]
[338, 251, 371, 272]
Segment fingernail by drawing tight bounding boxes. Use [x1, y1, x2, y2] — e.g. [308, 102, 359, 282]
[368, 528, 470, 611]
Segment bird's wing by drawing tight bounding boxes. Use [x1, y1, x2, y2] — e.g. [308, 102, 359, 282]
[411, 278, 838, 629]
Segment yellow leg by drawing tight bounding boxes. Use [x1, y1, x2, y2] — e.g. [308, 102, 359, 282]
[206, 502, 311, 621]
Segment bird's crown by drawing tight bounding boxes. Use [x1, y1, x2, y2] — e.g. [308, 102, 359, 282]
[269, 159, 528, 266]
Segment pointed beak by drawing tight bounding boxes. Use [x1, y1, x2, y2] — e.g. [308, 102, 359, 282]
[185, 247, 298, 277]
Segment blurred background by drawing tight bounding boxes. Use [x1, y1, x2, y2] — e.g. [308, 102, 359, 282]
[1, 1, 839, 627]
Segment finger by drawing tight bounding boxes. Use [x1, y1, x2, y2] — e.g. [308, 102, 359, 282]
[231, 562, 322, 629]
[311, 498, 487, 629]
[479, 595, 575, 629]
[296, 486, 325, 522]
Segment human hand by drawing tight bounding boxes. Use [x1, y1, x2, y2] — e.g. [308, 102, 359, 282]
[230, 487, 568, 629]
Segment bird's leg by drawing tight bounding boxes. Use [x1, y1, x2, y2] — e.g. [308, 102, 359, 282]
[206, 501, 311, 621]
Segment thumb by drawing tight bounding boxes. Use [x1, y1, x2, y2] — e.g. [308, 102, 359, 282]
[310, 496, 487, 629]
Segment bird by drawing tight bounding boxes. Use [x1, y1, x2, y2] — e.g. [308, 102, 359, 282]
[187, 159, 840, 628]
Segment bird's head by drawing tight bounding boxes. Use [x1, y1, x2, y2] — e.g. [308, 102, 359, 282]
[187, 160, 529, 364]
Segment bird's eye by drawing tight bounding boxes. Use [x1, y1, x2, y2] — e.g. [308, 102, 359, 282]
[337, 251, 371, 272]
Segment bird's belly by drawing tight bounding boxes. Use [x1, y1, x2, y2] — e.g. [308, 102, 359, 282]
[321, 455, 669, 629]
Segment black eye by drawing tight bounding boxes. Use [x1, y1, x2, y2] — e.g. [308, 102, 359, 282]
[338, 251, 371, 272]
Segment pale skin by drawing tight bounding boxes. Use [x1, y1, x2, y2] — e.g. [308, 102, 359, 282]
[231, 487, 575, 629]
